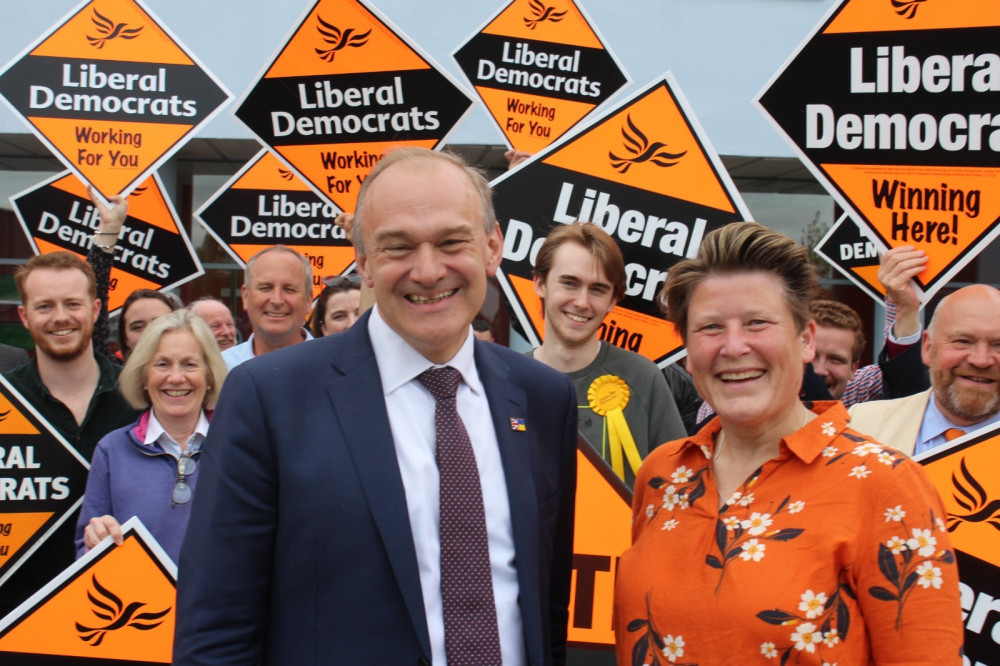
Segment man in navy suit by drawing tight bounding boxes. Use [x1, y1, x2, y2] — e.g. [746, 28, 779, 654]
[173, 148, 578, 666]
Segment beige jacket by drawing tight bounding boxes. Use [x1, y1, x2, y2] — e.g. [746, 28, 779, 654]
[846, 389, 931, 457]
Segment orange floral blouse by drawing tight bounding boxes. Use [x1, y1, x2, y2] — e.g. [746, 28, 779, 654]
[613, 402, 964, 665]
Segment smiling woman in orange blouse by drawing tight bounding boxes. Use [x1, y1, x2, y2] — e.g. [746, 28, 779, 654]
[613, 222, 963, 665]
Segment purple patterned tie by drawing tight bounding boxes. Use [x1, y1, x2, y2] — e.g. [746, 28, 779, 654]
[418, 367, 502, 666]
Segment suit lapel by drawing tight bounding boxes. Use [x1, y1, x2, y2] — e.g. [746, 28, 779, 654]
[326, 315, 432, 657]
[475, 342, 544, 662]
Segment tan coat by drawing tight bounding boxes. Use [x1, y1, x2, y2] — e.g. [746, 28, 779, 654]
[846, 389, 931, 456]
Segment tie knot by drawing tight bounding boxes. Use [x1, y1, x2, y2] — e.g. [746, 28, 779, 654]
[943, 427, 966, 442]
[418, 366, 461, 402]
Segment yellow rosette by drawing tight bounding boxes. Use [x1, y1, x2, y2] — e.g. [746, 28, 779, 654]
[587, 375, 642, 480]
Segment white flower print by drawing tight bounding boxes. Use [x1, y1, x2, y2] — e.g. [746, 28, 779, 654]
[907, 528, 937, 557]
[916, 561, 943, 589]
[661, 634, 685, 663]
[740, 539, 766, 562]
[662, 519, 679, 531]
[760, 642, 778, 658]
[821, 421, 836, 437]
[741, 512, 774, 536]
[662, 486, 681, 510]
[798, 590, 828, 619]
[738, 492, 756, 507]
[788, 500, 805, 514]
[822, 445, 839, 458]
[936, 517, 948, 532]
[853, 442, 883, 456]
[700, 444, 712, 459]
[722, 516, 740, 531]
[823, 628, 840, 647]
[791, 622, 821, 653]
[645, 504, 656, 519]
[884, 505, 905, 522]
[725, 490, 743, 506]
[849, 465, 871, 479]
[671, 465, 695, 483]
[876, 451, 894, 466]
[886, 536, 907, 554]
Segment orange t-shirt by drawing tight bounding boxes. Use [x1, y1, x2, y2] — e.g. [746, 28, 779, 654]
[614, 402, 963, 665]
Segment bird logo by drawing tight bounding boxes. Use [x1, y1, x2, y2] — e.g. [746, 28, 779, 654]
[891, 0, 930, 19]
[315, 16, 371, 63]
[0, 410, 9, 423]
[946, 457, 1000, 533]
[523, 0, 567, 30]
[86, 8, 143, 50]
[279, 168, 295, 181]
[609, 114, 687, 174]
[76, 575, 170, 647]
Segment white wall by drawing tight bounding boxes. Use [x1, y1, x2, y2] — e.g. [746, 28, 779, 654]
[2, 0, 838, 156]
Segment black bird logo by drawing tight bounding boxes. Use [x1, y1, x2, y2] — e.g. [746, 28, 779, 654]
[891, 0, 929, 19]
[609, 114, 687, 174]
[0, 409, 9, 423]
[76, 575, 170, 647]
[315, 16, 371, 63]
[279, 168, 295, 181]
[946, 457, 1000, 533]
[523, 0, 567, 30]
[86, 8, 143, 49]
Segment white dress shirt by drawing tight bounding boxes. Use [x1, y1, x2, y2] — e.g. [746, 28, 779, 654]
[368, 306, 526, 666]
[144, 409, 210, 457]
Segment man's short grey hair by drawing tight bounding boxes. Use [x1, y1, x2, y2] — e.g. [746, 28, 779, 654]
[244, 245, 312, 295]
[351, 147, 497, 256]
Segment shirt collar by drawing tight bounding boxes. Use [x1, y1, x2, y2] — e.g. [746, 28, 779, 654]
[367, 305, 483, 397]
[680, 401, 851, 465]
[144, 409, 210, 454]
[920, 393, 1000, 443]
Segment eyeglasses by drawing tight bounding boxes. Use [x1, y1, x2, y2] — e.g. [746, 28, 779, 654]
[172, 454, 197, 506]
[322, 273, 362, 288]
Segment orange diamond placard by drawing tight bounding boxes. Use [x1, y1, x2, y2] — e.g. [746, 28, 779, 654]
[494, 74, 752, 366]
[567, 439, 632, 649]
[918, 425, 1000, 663]
[0, 518, 176, 663]
[196, 149, 355, 299]
[756, 0, 1000, 302]
[0, 0, 231, 201]
[233, 0, 475, 213]
[0, 378, 89, 590]
[452, 0, 629, 153]
[10, 171, 204, 313]
[814, 213, 891, 307]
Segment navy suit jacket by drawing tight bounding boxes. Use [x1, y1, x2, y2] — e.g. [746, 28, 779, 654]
[173, 312, 577, 666]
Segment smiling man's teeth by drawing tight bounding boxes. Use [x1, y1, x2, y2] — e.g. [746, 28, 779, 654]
[408, 289, 456, 304]
[51, 329, 73, 336]
[565, 313, 588, 323]
[720, 370, 764, 381]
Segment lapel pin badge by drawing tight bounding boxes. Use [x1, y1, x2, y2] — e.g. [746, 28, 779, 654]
[510, 417, 526, 432]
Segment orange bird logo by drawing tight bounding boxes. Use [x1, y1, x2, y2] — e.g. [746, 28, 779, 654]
[86, 8, 143, 49]
[609, 114, 687, 174]
[523, 0, 567, 30]
[315, 17, 371, 63]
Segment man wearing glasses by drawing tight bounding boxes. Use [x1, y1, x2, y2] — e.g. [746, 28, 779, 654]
[175, 148, 577, 666]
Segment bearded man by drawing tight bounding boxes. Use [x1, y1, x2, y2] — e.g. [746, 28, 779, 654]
[849, 284, 1000, 455]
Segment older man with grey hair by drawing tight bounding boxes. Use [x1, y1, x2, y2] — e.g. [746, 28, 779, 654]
[221, 245, 313, 369]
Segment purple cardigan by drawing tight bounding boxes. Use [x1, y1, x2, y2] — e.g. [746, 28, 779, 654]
[75, 411, 204, 564]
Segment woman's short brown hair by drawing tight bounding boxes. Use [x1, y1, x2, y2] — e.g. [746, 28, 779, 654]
[659, 222, 819, 340]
